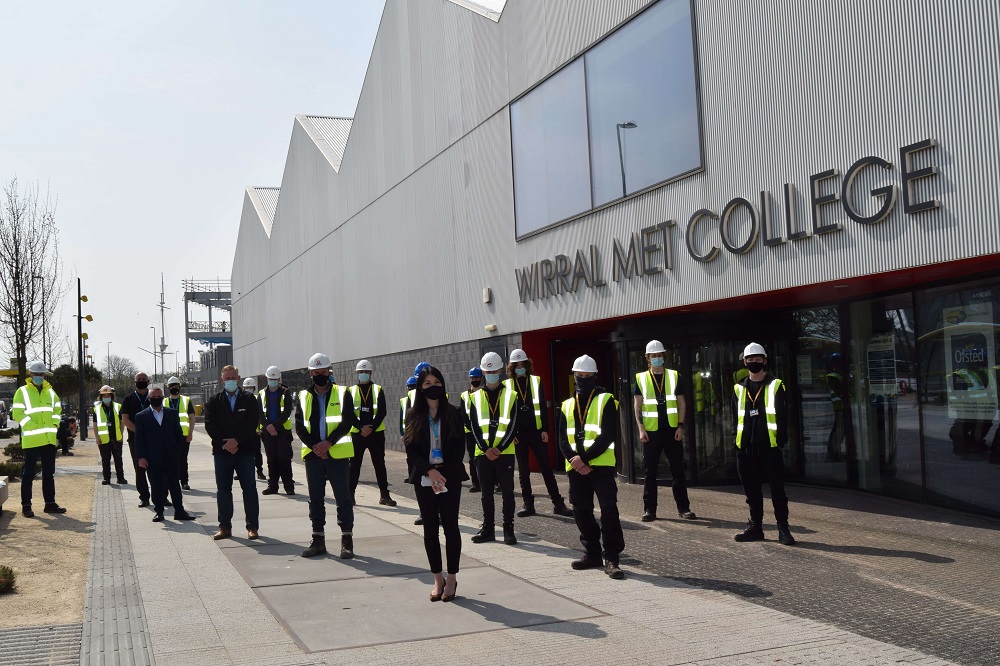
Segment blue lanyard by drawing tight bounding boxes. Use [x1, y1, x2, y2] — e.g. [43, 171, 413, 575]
[134, 392, 148, 409]
[429, 416, 440, 439]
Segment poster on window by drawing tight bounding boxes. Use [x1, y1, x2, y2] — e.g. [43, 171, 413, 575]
[867, 334, 897, 398]
[944, 302, 997, 419]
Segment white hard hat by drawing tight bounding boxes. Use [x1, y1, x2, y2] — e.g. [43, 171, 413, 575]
[265, 366, 281, 380]
[28, 360, 47, 374]
[743, 342, 767, 358]
[243, 377, 257, 388]
[166, 376, 180, 386]
[645, 340, 666, 354]
[480, 352, 504, 372]
[571, 355, 598, 373]
[98, 385, 114, 395]
[509, 349, 528, 363]
[356, 359, 374, 372]
[307, 352, 331, 370]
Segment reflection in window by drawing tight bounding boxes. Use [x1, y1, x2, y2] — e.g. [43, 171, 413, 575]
[586, 0, 701, 206]
[511, 60, 591, 237]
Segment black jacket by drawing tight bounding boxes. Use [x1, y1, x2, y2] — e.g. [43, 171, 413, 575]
[405, 405, 469, 485]
[203, 390, 260, 455]
[731, 373, 788, 451]
[467, 385, 519, 454]
[557, 387, 619, 464]
[294, 385, 356, 460]
[134, 407, 184, 466]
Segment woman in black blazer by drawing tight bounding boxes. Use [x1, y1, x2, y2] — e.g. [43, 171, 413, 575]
[405, 366, 469, 602]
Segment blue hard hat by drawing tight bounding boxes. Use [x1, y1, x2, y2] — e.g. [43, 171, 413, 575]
[413, 361, 431, 377]
[469, 367, 483, 378]
[406, 375, 418, 387]
[830, 353, 842, 362]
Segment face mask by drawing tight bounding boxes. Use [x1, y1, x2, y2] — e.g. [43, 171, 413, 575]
[224, 380, 239, 393]
[575, 375, 596, 393]
[243, 388, 255, 394]
[515, 367, 527, 377]
[423, 385, 444, 400]
[268, 380, 279, 390]
[102, 397, 112, 405]
[312, 374, 330, 387]
[169, 387, 180, 395]
[485, 373, 500, 385]
[358, 373, 370, 383]
[469, 380, 482, 388]
[650, 357, 665, 368]
[32, 375, 44, 386]
[149, 397, 164, 408]
[746, 361, 766, 374]
[135, 381, 149, 390]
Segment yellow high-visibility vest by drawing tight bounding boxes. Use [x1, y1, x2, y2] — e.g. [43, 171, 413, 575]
[734, 379, 783, 448]
[636, 369, 679, 430]
[561, 392, 617, 471]
[471, 387, 515, 456]
[349, 383, 385, 433]
[299, 386, 353, 459]
[12, 380, 61, 449]
[258, 388, 293, 431]
[166, 394, 192, 435]
[504, 375, 543, 429]
[93, 400, 123, 444]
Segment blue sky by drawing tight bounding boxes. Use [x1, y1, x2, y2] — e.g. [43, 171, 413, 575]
[0, 1, 384, 373]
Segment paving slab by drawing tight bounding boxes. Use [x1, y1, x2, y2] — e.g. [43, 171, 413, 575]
[200, 509, 412, 547]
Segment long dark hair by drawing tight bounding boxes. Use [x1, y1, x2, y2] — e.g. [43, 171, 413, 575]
[404, 366, 460, 445]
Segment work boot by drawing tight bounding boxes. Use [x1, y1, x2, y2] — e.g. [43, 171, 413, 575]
[553, 501, 573, 517]
[503, 524, 517, 545]
[469, 485, 481, 493]
[570, 555, 602, 570]
[777, 523, 796, 545]
[301, 534, 326, 557]
[261, 487, 279, 495]
[604, 560, 625, 580]
[181, 482, 190, 490]
[340, 533, 354, 559]
[516, 500, 535, 518]
[256, 469, 266, 481]
[471, 526, 495, 543]
[733, 520, 765, 542]
[679, 510, 697, 520]
[21, 505, 34, 518]
[44, 503, 67, 514]
[379, 491, 397, 507]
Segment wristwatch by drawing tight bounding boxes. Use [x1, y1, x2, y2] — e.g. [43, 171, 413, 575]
[677, 423, 686, 429]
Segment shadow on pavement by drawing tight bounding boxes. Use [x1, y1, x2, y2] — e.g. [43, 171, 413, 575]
[450, 597, 608, 638]
[792, 541, 954, 563]
[627, 570, 775, 599]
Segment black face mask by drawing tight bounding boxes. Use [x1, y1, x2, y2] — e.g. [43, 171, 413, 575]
[423, 385, 445, 400]
[312, 374, 330, 387]
[169, 388, 180, 396]
[469, 380, 482, 388]
[575, 376, 596, 394]
[746, 361, 766, 374]
[135, 381, 149, 390]
[149, 397, 163, 408]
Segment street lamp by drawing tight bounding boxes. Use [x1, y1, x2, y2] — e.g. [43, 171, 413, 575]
[616, 121, 638, 199]
[77, 278, 91, 440]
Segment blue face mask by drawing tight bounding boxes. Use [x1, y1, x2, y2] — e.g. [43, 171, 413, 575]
[358, 373, 370, 383]
[650, 357, 665, 368]
[224, 380, 238, 393]
[267, 380, 279, 390]
[32, 375, 44, 386]
[102, 397, 112, 405]
[485, 373, 500, 385]
[515, 367, 527, 377]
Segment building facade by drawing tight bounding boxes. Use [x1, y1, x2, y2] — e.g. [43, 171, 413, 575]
[232, 0, 1000, 516]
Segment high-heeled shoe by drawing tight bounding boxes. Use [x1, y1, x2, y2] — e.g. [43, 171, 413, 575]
[430, 582, 443, 602]
[441, 580, 458, 602]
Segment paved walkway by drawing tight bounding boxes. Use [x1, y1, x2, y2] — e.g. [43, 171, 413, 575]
[75, 432, 964, 666]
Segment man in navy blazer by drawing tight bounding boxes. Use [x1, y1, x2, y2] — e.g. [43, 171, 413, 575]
[136, 384, 196, 522]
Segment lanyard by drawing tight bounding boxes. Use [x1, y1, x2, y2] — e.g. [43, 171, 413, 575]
[358, 384, 371, 405]
[134, 392, 148, 409]
[748, 385, 764, 409]
[575, 389, 595, 427]
[513, 376, 531, 403]
[487, 390, 502, 420]
[429, 416, 441, 457]
[650, 370, 664, 395]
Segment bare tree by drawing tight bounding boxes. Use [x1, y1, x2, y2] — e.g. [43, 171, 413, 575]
[103, 354, 138, 396]
[0, 178, 62, 384]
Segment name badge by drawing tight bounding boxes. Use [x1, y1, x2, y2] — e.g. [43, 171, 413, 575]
[431, 448, 443, 463]
[749, 409, 760, 417]
[519, 404, 530, 413]
[489, 419, 499, 429]
[656, 396, 666, 405]
[361, 407, 370, 413]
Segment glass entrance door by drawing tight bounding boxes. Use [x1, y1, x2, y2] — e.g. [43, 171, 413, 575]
[690, 341, 743, 481]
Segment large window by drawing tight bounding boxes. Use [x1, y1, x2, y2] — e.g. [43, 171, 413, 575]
[511, 0, 702, 238]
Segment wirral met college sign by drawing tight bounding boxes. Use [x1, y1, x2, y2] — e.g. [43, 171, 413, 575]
[514, 139, 941, 304]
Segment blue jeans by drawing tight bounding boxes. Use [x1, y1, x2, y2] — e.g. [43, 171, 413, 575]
[21, 444, 56, 506]
[213, 452, 259, 530]
[305, 456, 353, 534]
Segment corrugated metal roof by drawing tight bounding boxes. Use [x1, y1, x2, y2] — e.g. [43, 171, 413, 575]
[301, 116, 353, 172]
[445, 0, 507, 21]
[247, 187, 279, 236]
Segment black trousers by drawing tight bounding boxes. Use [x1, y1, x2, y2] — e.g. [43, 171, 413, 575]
[476, 455, 515, 527]
[127, 439, 151, 502]
[253, 433, 263, 473]
[514, 429, 564, 506]
[149, 460, 185, 514]
[736, 447, 789, 524]
[21, 444, 56, 506]
[464, 434, 480, 488]
[415, 478, 463, 574]
[642, 428, 690, 514]
[349, 431, 388, 494]
[99, 441, 126, 482]
[569, 466, 624, 561]
[261, 430, 295, 491]
[178, 438, 191, 485]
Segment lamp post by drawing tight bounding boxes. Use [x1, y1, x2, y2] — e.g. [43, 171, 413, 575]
[616, 121, 638, 199]
[150, 326, 157, 381]
[77, 278, 91, 441]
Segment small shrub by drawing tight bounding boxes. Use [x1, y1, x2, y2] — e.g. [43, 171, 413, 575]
[0, 461, 39, 480]
[0, 566, 16, 594]
[3, 441, 23, 460]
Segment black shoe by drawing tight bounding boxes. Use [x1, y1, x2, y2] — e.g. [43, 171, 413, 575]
[44, 503, 67, 514]
[604, 560, 625, 579]
[679, 510, 697, 520]
[471, 527, 495, 543]
[379, 493, 397, 507]
[63, 451, 75, 456]
[494, 486, 502, 494]
[301, 535, 327, 558]
[164, 500, 172, 507]
[469, 485, 481, 493]
[22, 506, 34, 518]
[117, 478, 128, 485]
[553, 503, 573, 517]
[181, 483, 190, 491]
[503, 524, 517, 545]
[138, 500, 150, 508]
[285, 488, 296, 496]
[351, 497, 357, 506]
[777, 523, 796, 545]
[102, 479, 111, 485]
[152, 513, 164, 522]
[570, 555, 602, 570]
[257, 471, 266, 481]
[641, 510, 656, 522]
[174, 512, 196, 521]
[516, 504, 535, 518]
[734, 521, 765, 542]
[403, 477, 412, 484]
[262, 487, 279, 495]
[414, 517, 423, 525]
[340, 534, 354, 559]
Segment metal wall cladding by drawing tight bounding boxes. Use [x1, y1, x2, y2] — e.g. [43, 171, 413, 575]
[232, 0, 1000, 376]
